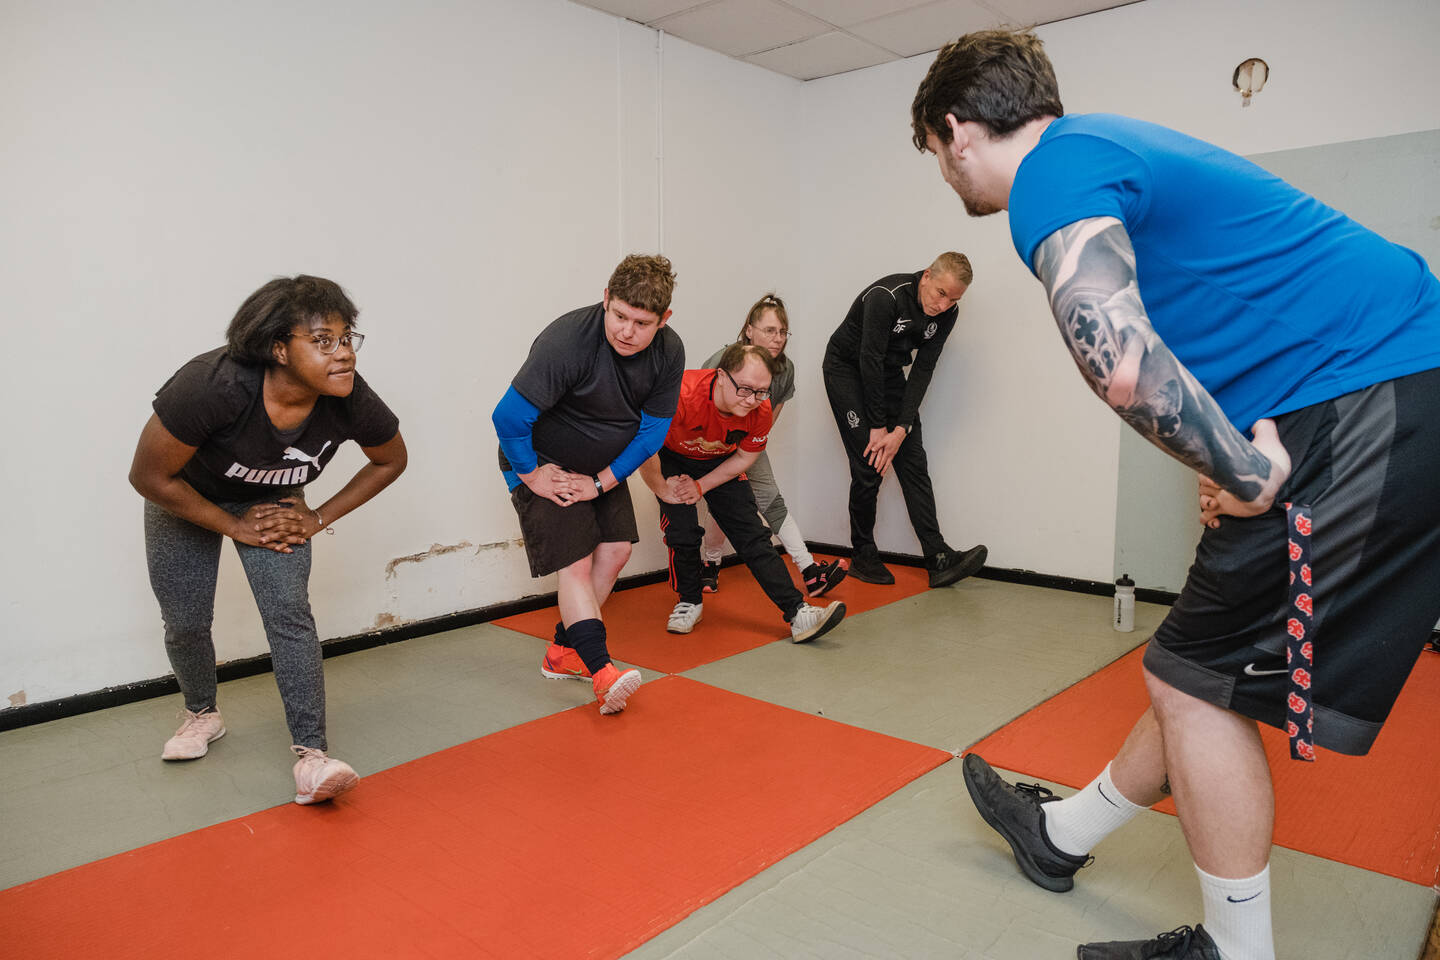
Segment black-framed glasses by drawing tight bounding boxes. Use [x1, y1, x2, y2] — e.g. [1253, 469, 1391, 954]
[721, 366, 770, 401]
[280, 331, 365, 355]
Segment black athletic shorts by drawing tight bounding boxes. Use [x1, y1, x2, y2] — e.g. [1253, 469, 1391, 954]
[1144, 367, 1440, 756]
[510, 480, 639, 578]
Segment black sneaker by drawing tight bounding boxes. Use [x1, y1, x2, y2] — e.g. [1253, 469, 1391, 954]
[1077, 925, 1221, 959]
[802, 559, 848, 597]
[961, 753, 1090, 892]
[848, 547, 894, 585]
[700, 561, 720, 594]
[928, 544, 987, 588]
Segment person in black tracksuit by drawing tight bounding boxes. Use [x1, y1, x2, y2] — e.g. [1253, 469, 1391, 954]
[822, 253, 988, 588]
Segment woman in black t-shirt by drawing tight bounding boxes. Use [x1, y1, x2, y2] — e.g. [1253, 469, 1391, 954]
[129, 275, 406, 805]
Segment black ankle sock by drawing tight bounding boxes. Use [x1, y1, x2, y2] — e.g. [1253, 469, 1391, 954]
[565, 618, 611, 674]
[553, 620, 568, 647]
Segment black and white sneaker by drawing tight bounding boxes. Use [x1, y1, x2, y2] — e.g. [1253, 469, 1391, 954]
[700, 561, 720, 594]
[1077, 924, 1221, 959]
[961, 753, 1091, 892]
[928, 544, 987, 588]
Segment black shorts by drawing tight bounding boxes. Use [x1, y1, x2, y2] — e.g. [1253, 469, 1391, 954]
[510, 481, 639, 578]
[1144, 367, 1440, 756]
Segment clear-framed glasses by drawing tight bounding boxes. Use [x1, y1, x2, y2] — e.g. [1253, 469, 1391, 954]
[282, 331, 365, 355]
[721, 366, 770, 401]
[754, 326, 789, 340]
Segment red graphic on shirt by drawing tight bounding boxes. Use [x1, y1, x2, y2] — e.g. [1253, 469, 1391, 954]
[1288, 692, 1308, 714]
[663, 369, 772, 460]
[1286, 618, 1306, 640]
[1301, 564, 1312, 586]
[1294, 514, 1312, 537]
[1292, 667, 1312, 689]
[1296, 740, 1316, 761]
[1287, 721, 1298, 737]
[1288, 540, 1302, 562]
[1294, 593, 1313, 616]
[1300, 640, 1313, 662]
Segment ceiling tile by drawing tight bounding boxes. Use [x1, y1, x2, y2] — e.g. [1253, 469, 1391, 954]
[776, 0, 934, 28]
[849, 0, 1003, 58]
[984, 0, 1142, 27]
[745, 29, 898, 79]
[655, 0, 832, 57]
[568, 0, 713, 22]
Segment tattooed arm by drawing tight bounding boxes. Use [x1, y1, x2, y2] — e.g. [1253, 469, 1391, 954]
[1033, 217, 1289, 511]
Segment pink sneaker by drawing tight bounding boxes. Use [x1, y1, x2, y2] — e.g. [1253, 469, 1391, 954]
[161, 708, 226, 760]
[291, 746, 359, 805]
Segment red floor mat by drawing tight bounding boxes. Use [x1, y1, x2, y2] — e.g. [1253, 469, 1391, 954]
[0, 676, 951, 959]
[969, 646, 1440, 886]
[495, 555, 932, 674]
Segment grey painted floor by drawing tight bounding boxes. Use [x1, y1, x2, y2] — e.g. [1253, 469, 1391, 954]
[2, 578, 1434, 958]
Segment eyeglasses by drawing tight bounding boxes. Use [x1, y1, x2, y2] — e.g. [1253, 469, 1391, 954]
[721, 366, 770, 401]
[752, 326, 789, 339]
[281, 331, 365, 355]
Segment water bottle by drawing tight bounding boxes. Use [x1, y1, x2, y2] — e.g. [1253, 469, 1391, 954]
[1114, 574, 1136, 633]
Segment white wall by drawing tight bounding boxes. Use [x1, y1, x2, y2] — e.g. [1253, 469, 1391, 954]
[0, 0, 796, 707]
[4, 0, 1438, 709]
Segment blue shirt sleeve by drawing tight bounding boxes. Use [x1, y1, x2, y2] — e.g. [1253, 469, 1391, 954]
[607, 411, 672, 482]
[1009, 133, 1152, 272]
[492, 385, 541, 489]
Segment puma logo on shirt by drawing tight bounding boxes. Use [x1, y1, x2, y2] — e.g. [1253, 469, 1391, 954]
[223, 441, 334, 486]
[283, 441, 332, 466]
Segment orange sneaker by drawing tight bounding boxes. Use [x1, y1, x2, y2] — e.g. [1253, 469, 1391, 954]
[592, 663, 641, 715]
[540, 643, 592, 681]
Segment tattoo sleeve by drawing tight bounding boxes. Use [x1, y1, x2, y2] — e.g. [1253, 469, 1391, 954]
[1033, 218, 1272, 501]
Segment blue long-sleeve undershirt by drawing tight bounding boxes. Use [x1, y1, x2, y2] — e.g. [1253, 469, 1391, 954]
[491, 385, 671, 491]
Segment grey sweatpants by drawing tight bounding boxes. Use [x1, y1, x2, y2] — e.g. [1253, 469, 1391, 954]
[143, 496, 327, 750]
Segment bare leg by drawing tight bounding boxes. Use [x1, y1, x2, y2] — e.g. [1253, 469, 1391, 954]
[1108, 706, 1170, 807]
[1143, 665, 1273, 876]
[557, 554, 599, 627]
[589, 541, 631, 609]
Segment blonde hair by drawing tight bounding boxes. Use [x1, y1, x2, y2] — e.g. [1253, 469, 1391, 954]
[738, 292, 789, 364]
[928, 252, 974, 286]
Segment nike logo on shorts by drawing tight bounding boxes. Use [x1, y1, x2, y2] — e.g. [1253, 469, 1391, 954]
[1243, 663, 1288, 676]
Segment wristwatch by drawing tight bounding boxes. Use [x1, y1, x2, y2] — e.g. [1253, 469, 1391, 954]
[593, 475, 604, 495]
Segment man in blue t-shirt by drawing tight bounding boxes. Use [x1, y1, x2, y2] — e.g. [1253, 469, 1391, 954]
[910, 28, 1440, 960]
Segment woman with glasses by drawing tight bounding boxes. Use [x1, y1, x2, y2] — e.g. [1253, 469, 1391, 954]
[128, 275, 407, 805]
[697, 294, 847, 598]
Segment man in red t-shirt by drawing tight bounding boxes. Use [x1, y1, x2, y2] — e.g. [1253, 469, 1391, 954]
[639, 344, 847, 643]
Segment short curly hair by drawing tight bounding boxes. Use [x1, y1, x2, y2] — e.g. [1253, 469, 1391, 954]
[607, 254, 677, 317]
[911, 29, 1063, 152]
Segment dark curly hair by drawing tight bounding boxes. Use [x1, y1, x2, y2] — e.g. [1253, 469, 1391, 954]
[225, 275, 359, 366]
[911, 29, 1063, 152]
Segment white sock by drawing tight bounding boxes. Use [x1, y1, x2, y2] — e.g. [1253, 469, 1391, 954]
[700, 509, 725, 564]
[1042, 763, 1146, 856]
[1196, 863, 1274, 960]
[776, 515, 814, 571]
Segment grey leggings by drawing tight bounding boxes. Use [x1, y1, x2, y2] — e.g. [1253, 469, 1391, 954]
[144, 496, 326, 750]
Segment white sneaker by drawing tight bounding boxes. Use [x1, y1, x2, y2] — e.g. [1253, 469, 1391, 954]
[161, 708, 226, 760]
[667, 601, 703, 634]
[291, 746, 359, 805]
[789, 601, 846, 643]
